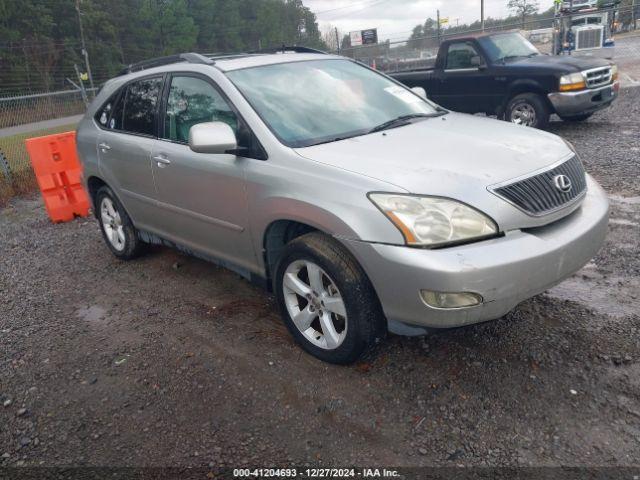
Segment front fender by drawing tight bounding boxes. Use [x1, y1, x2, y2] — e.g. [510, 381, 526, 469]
[249, 196, 404, 273]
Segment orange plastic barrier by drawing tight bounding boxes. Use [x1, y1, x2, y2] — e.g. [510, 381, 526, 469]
[25, 131, 90, 223]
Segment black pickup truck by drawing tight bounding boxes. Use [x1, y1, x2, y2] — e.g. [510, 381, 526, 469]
[390, 31, 619, 129]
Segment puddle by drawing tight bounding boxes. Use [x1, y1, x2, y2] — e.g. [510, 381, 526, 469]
[609, 195, 640, 206]
[76, 305, 107, 324]
[547, 272, 640, 320]
[609, 218, 639, 227]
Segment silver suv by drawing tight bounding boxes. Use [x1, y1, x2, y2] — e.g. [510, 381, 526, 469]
[77, 49, 609, 364]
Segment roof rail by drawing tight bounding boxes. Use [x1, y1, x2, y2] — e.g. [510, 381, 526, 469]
[248, 45, 328, 55]
[118, 52, 215, 76]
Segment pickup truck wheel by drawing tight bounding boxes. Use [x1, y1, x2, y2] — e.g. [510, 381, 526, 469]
[505, 93, 550, 129]
[96, 186, 146, 260]
[560, 113, 593, 122]
[274, 232, 385, 365]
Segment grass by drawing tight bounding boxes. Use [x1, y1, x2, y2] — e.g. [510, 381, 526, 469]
[0, 123, 77, 206]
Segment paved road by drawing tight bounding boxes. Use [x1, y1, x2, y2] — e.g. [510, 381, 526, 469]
[0, 114, 83, 139]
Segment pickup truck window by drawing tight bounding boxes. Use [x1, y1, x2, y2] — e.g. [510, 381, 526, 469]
[446, 42, 481, 70]
[478, 32, 539, 63]
[226, 59, 438, 148]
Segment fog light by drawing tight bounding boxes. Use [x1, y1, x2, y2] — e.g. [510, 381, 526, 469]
[420, 290, 483, 309]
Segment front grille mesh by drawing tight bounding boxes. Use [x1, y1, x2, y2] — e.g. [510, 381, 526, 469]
[493, 156, 587, 216]
[585, 67, 612, 88]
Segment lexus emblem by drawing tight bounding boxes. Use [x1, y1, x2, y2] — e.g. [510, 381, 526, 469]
[553, 174, 572, 193]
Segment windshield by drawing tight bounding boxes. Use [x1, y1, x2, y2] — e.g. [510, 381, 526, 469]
[478, 33, 540, 62]
[226, 59, 439, 148]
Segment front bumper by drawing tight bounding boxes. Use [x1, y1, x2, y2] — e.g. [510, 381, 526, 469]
[342, 175, 609, 330]
[548, 82, 619, 117]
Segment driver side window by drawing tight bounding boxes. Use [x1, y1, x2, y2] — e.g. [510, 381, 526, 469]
[446, 42, 480, 70]
[163, 76, 238, 143]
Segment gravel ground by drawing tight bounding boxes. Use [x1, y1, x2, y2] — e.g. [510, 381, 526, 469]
[1, 87, 639, 470]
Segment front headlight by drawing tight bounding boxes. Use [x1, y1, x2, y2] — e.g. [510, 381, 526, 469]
[368, 193, 498, 248]
[559, 72, 586, 92]
[611, 64, 618, 81]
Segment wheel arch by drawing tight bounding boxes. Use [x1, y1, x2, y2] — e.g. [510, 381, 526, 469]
[256, 195, 381, 281]
[86, 175, 108, 216]
[262, 219, 319, 288]
[503, 80, 553, 114]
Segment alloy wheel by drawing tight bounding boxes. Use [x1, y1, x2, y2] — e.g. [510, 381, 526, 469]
[100, 197, 126, 251]
[282, 260, 348, 350]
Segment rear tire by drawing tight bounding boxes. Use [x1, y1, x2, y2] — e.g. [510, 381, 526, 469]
[560, 113, 593, 122]
[95, 186, 146, 260]
[505, 93, 550, 129]
[274, 232, 385, 365]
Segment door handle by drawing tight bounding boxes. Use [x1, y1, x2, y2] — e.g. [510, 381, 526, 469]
[153, 155, 171, 168]
[98, 143, 111, 151]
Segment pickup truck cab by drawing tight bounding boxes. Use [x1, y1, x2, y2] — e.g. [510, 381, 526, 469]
[391, 31, 619, 129]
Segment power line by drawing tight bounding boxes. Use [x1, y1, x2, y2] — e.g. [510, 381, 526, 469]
[313, 0, 387, 15]
[314, 0, 392, 19]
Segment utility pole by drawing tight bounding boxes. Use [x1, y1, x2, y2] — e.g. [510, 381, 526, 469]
[75, 0, 95, 97]
[568, 0, 573, 55]
[481, 0, 485, 31]
[335, 27, 340, 54]
[437, 10, 441, 44]
[73, 64, 89, 107]
[633, 0, 637, 30]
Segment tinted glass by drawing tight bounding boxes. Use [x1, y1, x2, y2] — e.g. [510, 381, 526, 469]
[95, 91, 120, 127]
[164, 76, 237, 143]
[108, 91, 125, 130]
[446, 43, 479, 69]
[121, 77, 163, 136]
[226, 59, 438, 148]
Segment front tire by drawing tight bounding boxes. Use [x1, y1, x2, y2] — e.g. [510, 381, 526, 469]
[274, 232, 385, 364]
[505, 93, 550, 129]
[96, 186, 146, 260]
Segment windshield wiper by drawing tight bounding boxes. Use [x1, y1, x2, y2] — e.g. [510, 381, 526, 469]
[498, 55, 526, 62]
[368, 113, 443, 134]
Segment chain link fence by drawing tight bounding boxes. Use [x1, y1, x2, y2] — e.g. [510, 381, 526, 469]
[0, 89, 92, 205]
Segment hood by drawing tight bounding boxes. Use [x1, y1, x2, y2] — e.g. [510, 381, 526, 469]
[294, 113, 576, 231]
[507, 54, 611, 73]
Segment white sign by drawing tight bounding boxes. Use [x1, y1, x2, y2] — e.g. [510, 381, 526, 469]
[350, 30, 363, 46]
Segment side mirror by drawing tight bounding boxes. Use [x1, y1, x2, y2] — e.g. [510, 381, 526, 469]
[411, 86, 427, 99]
[470, 55, 483, 68]
[188, 122, 237, 154]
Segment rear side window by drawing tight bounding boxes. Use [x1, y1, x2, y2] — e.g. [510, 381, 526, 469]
[121, 77, 163, 136]
[95, 92, 119, 127]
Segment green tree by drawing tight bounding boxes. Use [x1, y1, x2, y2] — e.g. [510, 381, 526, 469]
[507, 0, 540, 28]
[140, 0, 198, 55]
[0, 0, 327, 94]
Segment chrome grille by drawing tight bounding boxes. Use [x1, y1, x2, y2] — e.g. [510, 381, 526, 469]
[492, 156, 587, 216]
[584, 66, 612, 88]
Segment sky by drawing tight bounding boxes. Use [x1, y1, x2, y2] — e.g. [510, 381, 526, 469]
[305, 0, 555, 42]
